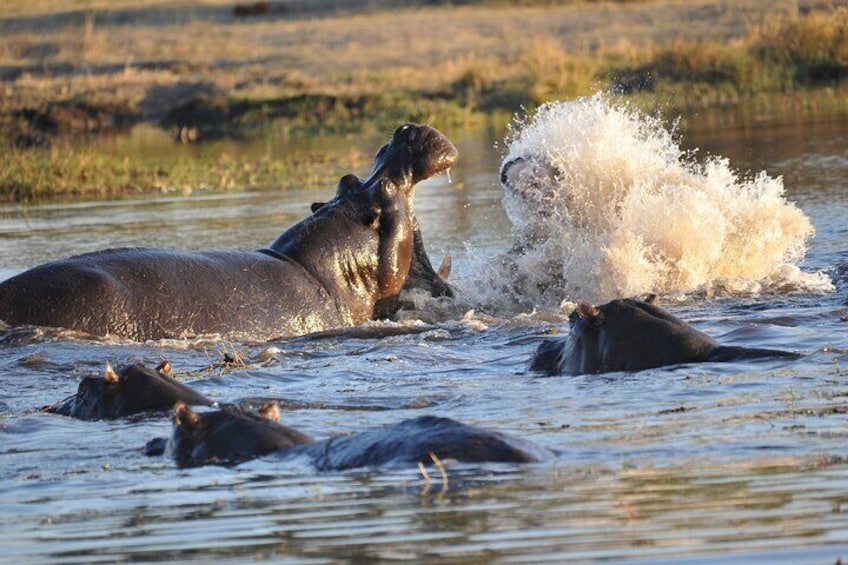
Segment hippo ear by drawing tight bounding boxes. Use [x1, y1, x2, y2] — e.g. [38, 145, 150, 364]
[104, 363, 120, 384]
[310, 202, 326, 213]
[156, 360, 173, 376]
[576, 301, 604, 327]
[258, 402, 280, 422]
[336, 173, 362, 195]
[644, 293, 660, 306]
[437, 251, 452, 280]
[174, 402, 200, 429]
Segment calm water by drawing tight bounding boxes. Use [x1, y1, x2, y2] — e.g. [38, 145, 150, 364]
[1, 102, 848, 564]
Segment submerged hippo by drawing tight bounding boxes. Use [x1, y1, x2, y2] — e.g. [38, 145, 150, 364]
[146, 402, 555, 469]
[0, 124, 458, 341]
[531, 295, 800, 375]
[45, 361, 213, 420]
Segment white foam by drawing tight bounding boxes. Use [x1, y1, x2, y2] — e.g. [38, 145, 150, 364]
[463, 94, 829, 312]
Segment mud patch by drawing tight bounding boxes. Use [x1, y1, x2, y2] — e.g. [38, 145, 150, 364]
[158, 92, 424, 141]
[8, 100, 139, 147]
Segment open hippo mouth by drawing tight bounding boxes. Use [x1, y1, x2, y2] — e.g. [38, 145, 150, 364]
[307, 124, 458, 301]
[365, 123, 458, 189]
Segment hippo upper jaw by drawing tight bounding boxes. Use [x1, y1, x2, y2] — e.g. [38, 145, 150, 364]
[363, 123, 458, 190]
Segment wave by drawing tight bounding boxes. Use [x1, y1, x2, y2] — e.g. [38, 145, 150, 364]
[461, 94, 830, 313]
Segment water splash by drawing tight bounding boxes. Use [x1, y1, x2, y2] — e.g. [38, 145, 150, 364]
[464, 94, 830, 312]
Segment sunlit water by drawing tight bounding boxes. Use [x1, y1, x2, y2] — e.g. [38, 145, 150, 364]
[1, 99, 848, 564]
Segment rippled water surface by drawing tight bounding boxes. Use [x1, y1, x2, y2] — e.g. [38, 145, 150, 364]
[1, 103, 848, 563]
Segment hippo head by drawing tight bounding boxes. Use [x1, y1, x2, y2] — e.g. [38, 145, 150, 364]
[165, 402, 312, 467]
[309, 127, 456, 300]
[499, 155, 564, 249]
[500, 156, 561, 212]
[45, 361, 212, 420]
[367, 125, 456, 300]
[531, 295, 721, 375]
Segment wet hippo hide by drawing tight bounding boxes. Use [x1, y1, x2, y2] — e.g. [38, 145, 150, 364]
[45, 361, 213, 420]
[530, 295, 801, 375]
[149, 402, 555, 469]
[161, 403, 312, 466]
[310, 173, 454, 304]
[0, 124, 458, 341]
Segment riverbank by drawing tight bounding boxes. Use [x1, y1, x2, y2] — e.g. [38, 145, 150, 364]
[2, 0, 848, 200]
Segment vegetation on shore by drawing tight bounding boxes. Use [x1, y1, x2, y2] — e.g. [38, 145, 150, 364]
[2, 0, 848, 200]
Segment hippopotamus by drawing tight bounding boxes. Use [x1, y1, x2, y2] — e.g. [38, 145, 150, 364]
[146, 403, 555, 469]
[530, 295, 801, 375]
[44, 361, 213, 420]
[310, 171, 454, 304]
[0, 123, 458, 341]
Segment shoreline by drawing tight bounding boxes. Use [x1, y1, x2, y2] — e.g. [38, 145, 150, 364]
[3, 0, 848, 200]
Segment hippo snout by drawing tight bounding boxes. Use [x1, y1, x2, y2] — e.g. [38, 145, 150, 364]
[378, 123, 458, 185]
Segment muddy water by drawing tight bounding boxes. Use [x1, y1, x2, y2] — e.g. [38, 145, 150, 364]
[1, 103, 848, 564]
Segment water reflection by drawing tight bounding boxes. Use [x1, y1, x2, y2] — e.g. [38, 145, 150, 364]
[4, 457, 846, 563]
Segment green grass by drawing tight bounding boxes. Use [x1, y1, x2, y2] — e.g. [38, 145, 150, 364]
[0, 135, 362, 201]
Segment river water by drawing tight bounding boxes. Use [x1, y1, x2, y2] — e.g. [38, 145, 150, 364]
[1, 97, 848, 563]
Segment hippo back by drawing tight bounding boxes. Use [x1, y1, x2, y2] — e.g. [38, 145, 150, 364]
[0, 247, 353, 341]
[300, 415, 555, 470]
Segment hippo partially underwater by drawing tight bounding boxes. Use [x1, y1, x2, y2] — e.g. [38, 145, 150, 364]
[0, 124, 457, 341]
[45, 361, 551, 469]
[309, 170, 454, 303]
[531, 295, 801, 375]
[45, 361, 213, 420]
[145, 402, 555, 469]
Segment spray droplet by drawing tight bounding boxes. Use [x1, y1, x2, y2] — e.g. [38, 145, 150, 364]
[465, 94, 819, 311]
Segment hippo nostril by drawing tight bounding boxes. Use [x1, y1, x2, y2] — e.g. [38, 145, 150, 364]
[395, 123, 418, 145]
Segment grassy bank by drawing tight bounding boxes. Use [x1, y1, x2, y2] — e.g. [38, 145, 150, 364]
[0, 134, 357, 201]
[2, 0, 848, 200]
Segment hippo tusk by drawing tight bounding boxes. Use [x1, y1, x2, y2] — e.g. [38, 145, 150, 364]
[437, 251, 452, 280]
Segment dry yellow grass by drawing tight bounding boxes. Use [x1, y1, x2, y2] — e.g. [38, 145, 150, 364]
[0, 0, 833, 117]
